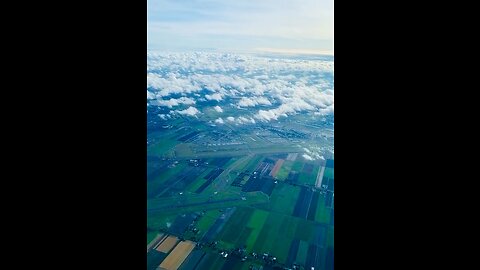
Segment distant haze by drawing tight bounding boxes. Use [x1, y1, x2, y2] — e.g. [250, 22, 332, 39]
[147, 0, 333, 53]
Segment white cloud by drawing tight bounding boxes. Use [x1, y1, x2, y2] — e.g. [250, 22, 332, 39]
[205, 93, 223, 101]
[147, 52, 333, 123]
[147, 52, 333, 77]
[213, 106, 223, 113]
[254, 104, 294, 121]
[147, 73, 200, 97]
[315, 104, 334, 115]
[153, 97, 196, 108]
[237, 116, 248, 123]
[254, 96, 329, 122]
[302, 147, 325, 160]
[214, 117, 224, 124]
[302, 154, 314, 160]
[176, 106, 200, 117]
[237, 96, 272, 107]
[238, 97, 256, 107]
[256, 97, 272, 105]
[256, 110, 276, 121]
[236, 116, 256, 124]
[226, 116, 235, 122]
[147, 90, 155, 100]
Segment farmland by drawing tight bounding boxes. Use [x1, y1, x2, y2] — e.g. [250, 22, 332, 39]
[147, 99, 333, 270]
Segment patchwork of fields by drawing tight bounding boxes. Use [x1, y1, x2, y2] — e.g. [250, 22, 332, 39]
[147, 114, 334, 270]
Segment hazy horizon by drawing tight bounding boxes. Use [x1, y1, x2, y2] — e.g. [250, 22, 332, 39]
[147, 0, 333, 53]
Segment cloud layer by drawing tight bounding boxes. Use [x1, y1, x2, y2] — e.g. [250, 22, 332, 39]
[147, 52, 333, 123]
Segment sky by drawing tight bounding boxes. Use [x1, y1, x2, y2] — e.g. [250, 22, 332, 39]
[147, 0, 334, 54]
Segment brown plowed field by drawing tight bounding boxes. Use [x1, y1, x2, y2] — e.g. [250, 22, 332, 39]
[159, 240, 196, 270]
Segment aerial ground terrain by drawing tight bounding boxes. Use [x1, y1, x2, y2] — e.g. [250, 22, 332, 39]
[147, 52, 334, 270]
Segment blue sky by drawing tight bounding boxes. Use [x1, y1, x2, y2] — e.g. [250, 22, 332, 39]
[147, 0, 333, 54]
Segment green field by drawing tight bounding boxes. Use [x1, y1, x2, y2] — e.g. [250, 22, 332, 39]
[196, 210, 222, 234]
[147, 213, 177, 231]
[296, 240, 309, 265]
[147, 138, 178, 156]
[148, 191, 268, 216]
[216, 207, 252, 248]
[243, 155, 264, 172]
[275, 160, 293, 180]
[147, 231, 158, 245]
[270, 216, 298, 263]
[177, 143, 303, 159]
[298, 162, 320, 186]
[294, 219, 316, 242]
[222, 155, 254, 173]
[173, 143, 196, 157]
[252, 212, 284, 254]
[291, 159, 304, 172]
[221, 156, 238, 168]
[147, 162, 187, 198]
[147, 250, 168, 270]
[195, 253, 225, 270]
[315, 194, 330, 224]
[185, 168, 214, 193]
[326, 226, 334, 248]
[323, 167, 334, 179]
[245, 209, 269, 251]
[267, 183, 300, 216]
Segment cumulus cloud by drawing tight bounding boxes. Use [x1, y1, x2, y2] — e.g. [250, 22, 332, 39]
[147, 73, 200, 97]
[237, 116, 256, 124]
[256, 110, 276, 121]
[205, 93, 223, 101]
[254, 104, 293, 121]
[302, 147, 325, 160]
[147, 52, 333, 76]
[226, 116, 235, 122]
[238, 97, 256, 107]
[254, 97, 322, 122]
[315, 104, 334, 115]
[147, 52, 333, 123]
[214, 117, 224, 124]
[237, 96, 272, 107]
[153, 97, 196, 108]
[176, 106, 200, 116]
[147, 91, 155, 100]
[303, 154, 314, 161]
[256, 97, 272, 105]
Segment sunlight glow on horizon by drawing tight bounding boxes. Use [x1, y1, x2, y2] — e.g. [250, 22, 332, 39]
[147, 0, 333, 53]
